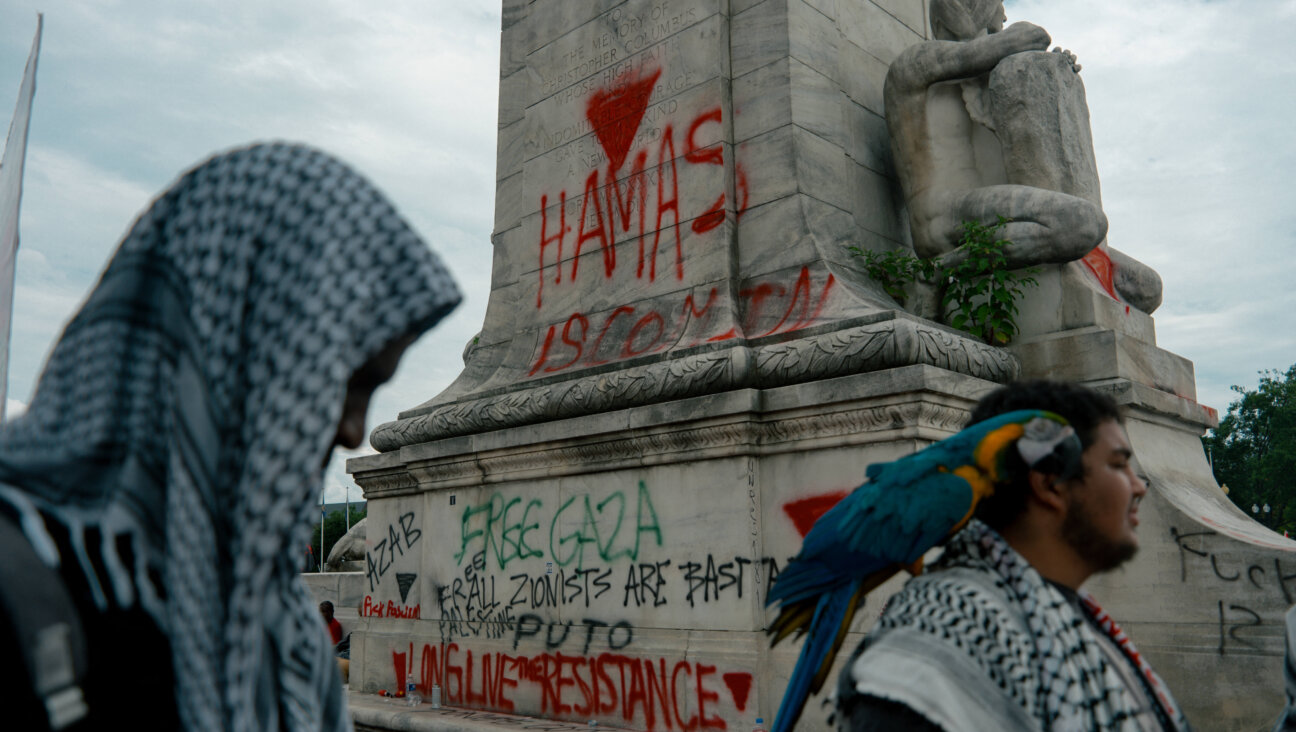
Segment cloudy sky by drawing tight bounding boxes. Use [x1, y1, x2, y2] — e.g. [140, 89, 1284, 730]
[0, 0, 1292, 503]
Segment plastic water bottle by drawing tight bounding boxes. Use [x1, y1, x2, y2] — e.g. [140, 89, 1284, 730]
[753, 718, 766, 732]
[430, 684, 442, 709]
[407, 682, 421, 706]
[588, 721, 597, 729]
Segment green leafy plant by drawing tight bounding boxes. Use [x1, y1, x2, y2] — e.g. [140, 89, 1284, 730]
[846, 245, 935, 306]
[849, 216, 1037, 345]
[941, 217, 1038, 345]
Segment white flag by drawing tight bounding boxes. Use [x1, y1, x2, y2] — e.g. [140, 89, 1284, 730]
[0, 15, 42, 420]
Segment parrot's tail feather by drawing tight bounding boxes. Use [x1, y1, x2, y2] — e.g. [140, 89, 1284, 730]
[768, 598, 816, 647]
[770, 582, 863, 732]
[808, 565, 899, 693]
[808, 581, 867, 693]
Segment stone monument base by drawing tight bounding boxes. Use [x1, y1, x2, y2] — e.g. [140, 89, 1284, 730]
[345, 365, 1000, 731]
[341, 353, 1287, 732]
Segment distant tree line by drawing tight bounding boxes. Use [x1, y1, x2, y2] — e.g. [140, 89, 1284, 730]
[1203, 364, 1296, 535]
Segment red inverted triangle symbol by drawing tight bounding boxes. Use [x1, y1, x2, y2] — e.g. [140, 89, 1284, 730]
[782, 491, 849, 538]
[723, 672, 753, 712]
[585, 67, 661, 172]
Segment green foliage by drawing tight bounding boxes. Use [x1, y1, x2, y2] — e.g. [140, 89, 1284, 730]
[307, 506, 367, 572]
[849, 217, 1037, 345]
[1203, 365, 1296, 535]
[846, 245, 935, 306]
[942, 217, 1038, 345]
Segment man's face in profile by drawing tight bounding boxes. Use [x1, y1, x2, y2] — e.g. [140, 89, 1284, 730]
[1059, 420, 1148, 572]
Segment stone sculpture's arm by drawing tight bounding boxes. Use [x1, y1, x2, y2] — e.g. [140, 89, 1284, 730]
[887, 22, 1051, 92]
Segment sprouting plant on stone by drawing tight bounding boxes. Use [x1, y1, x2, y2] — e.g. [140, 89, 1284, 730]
[848, 216, 1037, 345]
[846, 245, 935, 307]
[941, 217, 1038, 345]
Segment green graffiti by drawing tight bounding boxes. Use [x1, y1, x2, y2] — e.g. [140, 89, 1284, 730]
[456, 482, 664, 570]
[454, 492, 544, 568]
[634, 480, 664, 554]
[550, 481, 663, 569]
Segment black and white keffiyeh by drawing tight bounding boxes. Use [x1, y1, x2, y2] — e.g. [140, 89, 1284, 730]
[0, 143, 460, 730]
[840, 520, 1189, 732]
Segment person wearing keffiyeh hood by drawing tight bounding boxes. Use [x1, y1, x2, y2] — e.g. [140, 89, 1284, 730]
[0, 143, 461, 731]
[836, 381, 1191, 731]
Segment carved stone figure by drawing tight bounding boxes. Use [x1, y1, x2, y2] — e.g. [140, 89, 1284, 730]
[325, 517, 366, 572]
[885, 0, 1162, 315]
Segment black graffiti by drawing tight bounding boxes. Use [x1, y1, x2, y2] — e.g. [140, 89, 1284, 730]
[1211, 554, 1240, 582]
[1276, 558, 1296, 604]
[1248, 564, 1267, 590]
[679, 554, 756, 607]
[623, 560, 671, 607]
[765, 556, 783, 586]
[365, 511, 423, 592]
[1169, 526, 1212, 582]
[511, 613, 634, 654]
[507, 567, 613, 609]
[437, 601, 516, 643]
[1218, 601, 1263, 654]
[1170, 525, 1296, 605]
[437, 551, 515, 642]
[1169, 525, 1292, 656]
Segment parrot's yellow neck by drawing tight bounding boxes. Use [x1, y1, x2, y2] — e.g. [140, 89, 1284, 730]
[975, 424, 1026, 483]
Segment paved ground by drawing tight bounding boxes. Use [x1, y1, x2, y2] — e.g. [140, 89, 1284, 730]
[348, 689, 624, 732]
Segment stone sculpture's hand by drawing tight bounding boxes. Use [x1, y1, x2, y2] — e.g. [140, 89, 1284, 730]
[1004, 21, 1051, 51]
[1051, 46, 1081, 73]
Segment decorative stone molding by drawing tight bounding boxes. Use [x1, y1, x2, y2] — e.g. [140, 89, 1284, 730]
[351, 469, 416, 495]
[758, 402, 971, 446]
[371, 317, 1016, 452]
[359, 394, 977, 493]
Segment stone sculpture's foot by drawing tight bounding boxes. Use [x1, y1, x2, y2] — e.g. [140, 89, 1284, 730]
[1110, 246, 1162, 314]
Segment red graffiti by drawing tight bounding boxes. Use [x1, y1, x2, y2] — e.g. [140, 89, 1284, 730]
[686, 109, 726, 234]
[741, 267, 836, 338]
[416, 643, 733, 730]
[538, 84, 750, 308]
[537, 191, 568, 308]
[361, 595, 421, 619]
[528, 266, 837, 377]
[1081, 246, 1118, 300]
[587, 67, 662, 173]
[782, 491, 850, 538]
[529, 293, 712, 376]
[721, 673, 753, 712]
[394, 649, 408, 697]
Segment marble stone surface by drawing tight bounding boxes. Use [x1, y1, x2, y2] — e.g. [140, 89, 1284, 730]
[377, 0, 999, 447]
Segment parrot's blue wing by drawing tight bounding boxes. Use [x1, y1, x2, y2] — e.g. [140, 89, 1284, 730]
[765, 409, 1065, 732]
[835, 470, 974, 563]
[765, 473, 974, 732]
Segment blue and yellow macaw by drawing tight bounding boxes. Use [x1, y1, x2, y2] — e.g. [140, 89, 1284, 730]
[765, 409, 1081, 732]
